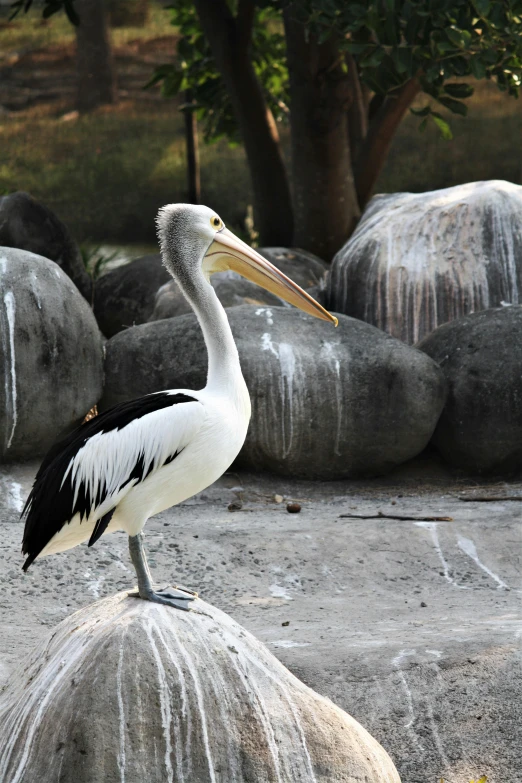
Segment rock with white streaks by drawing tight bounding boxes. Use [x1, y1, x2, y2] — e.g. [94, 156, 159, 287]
[0, 247, 103, 460]
[101, 305, 446, 478]
[0, 592, 401, 783]
[257, 247, 329, 289]
[418, 305, 522, 473]
[149, 270, 286, 322]
[144, 247, 327, 324]
[0, 191, 92, 301]
[327, 180, 522, 344]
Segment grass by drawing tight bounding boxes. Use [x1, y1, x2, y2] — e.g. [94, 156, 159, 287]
[0, 3, 520, 245]
[0, 102, 252, 242]
[0, 3, 170, 51]
[382, 81, 522, 194]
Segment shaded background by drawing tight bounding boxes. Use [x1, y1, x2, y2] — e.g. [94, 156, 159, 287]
[1, 1, 521, 247]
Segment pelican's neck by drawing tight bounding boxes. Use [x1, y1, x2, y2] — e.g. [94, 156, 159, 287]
[183, 273, 245, 396]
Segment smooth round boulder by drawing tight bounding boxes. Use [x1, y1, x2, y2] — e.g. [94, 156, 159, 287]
[149, 271, 286, 322]
[418, 305, 522, 473]
[0, 593, 401, 783]
[327, 180, 522, 344]
[0, 191, 92, 301]
[93, 253, 170, 337]
[0, 247, 103, 460]
[258, 246, 328, 289]
[102, 305, 446, 478]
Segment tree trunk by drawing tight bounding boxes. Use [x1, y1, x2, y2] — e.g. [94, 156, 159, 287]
[354, 77, 420, 209]
[283, 7, 360, 260]
[346, 54, 367, 168]
[194, 0, 293, 247]
[184, 90, 201, 205]
[75, 0, 116, 113]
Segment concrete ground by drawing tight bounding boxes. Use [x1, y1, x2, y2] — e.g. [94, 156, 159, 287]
[0, 456, 520, 783]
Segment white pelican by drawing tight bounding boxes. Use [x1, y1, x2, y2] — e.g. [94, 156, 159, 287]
[21, 204, 337, 610]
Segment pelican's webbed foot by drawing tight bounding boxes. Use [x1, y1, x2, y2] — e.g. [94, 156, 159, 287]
[129, 585, 197, 611]
[128, 533, 199, 612]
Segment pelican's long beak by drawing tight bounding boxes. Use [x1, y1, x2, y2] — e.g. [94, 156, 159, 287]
[203, 228, 338, 325]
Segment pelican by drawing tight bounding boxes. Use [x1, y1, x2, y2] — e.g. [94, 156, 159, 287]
[21, 204, 337, 610]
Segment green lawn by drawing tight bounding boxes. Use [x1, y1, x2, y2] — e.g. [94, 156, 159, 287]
[0, 104, 252, 243]
[384, 81, 522, 194]
[0, 3, 520, 246]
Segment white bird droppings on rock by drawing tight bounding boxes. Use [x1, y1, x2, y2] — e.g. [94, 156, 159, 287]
[2, 292, 17, 450]
[0, 593, 400, 783]
[328, 180, 522, 343]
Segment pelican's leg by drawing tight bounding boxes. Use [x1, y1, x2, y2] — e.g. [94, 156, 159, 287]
[128, 532, 197, 611]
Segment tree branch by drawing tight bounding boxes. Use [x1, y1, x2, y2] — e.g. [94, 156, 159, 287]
[354, 76, 421, 210]
[345, 53, 367, 167]
[236, 0, 256, 50]
[193, 0, 294, 245]
[368, 93, 385, 122]
[193, 0, 235, 67]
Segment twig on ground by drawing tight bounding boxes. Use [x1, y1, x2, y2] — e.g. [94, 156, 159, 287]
[339, 511, 453, 522]
[458, 496, 522, 502]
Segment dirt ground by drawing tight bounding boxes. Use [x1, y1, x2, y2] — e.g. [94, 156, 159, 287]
[0, 33, 174, 113]
[0, 456, 520, 782]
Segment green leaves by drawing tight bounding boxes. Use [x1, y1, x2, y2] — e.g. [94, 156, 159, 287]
[10, 0, 79, 24]
[148, 1, 288, 146]
[443, 83, 474, 99]
[431, 112, 453, 140]
[446, 27, 472, 50]
[148, 0, 522, 148]
[437, 97, 468, 116]
[410, 105, 453, 139]
[297, 0, 522, 103]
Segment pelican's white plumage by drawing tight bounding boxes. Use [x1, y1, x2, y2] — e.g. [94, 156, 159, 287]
[22, 203, 335, 609]
[40, 387, 251, 557]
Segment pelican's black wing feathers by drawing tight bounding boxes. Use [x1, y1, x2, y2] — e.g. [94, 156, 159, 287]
[22, 392, 197, 571]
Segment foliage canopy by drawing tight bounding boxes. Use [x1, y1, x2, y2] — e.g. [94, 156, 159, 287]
[153, 0, 522, 142]
[15, 0, 522, 142]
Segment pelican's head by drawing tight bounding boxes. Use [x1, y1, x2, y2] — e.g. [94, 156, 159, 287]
[156, 203, 337, 325]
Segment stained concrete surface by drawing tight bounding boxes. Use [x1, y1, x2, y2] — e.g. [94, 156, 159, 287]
[0, 458, 520, 782]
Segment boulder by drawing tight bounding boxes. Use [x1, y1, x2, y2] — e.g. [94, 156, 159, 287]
[0, 592, 401, 783]
[0, 247, 103, 460]
[418, 305, 522, 473]
[93, 253, 170, 337]
[149, 271, 286, 322]
[0, 191, 92, 301]
[101, 305, 446, 478]
[304, 283, 326, 307]
[327, 180, 522, 344]
[258, 247, 328, 289]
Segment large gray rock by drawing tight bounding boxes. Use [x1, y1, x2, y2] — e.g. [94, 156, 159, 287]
[0, 247, 103, 460]
[93, 253, 170, 337]
[0, 592, 401, 783]
[0, 191, 92, 301]
[101, 305, 446, 478]
[327, 180, 522, 344]
[418, 305, 522, 473]
[149, 271, 286, 322]
[258, 247, 328, 289]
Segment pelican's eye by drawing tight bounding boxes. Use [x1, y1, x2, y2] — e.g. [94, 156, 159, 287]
[210, 216, 223, 230]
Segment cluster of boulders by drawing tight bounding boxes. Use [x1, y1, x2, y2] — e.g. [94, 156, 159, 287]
[1, 181, 522, 477]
